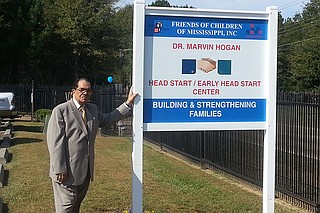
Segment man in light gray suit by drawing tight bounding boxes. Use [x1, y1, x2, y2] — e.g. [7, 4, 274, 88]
[47, 78, 137, 213]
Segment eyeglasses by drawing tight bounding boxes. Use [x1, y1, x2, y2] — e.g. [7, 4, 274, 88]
[76, 88, 93, 95]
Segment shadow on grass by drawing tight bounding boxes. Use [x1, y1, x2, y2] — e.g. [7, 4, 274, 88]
[6, 153, 13, 163]
[12, 125, 43, 133]
[2, 203, 8, 213]
[2, 170, 9, 187]
[11, 137, 43, 146]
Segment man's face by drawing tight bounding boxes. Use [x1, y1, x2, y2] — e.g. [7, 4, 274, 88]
[72, 80, 92, 106]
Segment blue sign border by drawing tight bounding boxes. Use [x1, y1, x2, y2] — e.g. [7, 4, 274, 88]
[145, 15, 268, 40]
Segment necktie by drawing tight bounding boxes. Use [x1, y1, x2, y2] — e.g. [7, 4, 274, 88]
[79, 107, 86, 124]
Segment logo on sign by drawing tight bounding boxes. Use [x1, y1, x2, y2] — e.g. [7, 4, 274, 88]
[182, 58, 232, 75]
[154, 22, 163, 33]
[245, 24, 263, 38]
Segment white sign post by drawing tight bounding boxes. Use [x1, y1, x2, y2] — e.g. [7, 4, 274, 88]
[132, 1, 277, 212]
[262, 6, 278, 213]
[132, 0, 145, 212]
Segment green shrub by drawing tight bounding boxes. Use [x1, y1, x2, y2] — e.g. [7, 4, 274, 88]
[35, 109, 52, 122]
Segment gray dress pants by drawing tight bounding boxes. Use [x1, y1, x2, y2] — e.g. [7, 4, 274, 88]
[52, 170, 90, 213]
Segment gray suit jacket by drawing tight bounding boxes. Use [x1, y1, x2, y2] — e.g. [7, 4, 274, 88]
[46, 99, 130, 186]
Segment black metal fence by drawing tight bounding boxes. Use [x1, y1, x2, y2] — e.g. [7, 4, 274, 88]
[276, 92, 320, 210]
[144, 130, 265, 186]
[1, 84, 320, 212]
[0, 84, 119, 114]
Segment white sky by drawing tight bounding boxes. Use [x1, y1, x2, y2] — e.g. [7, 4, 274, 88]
[116, 0, 310, 18]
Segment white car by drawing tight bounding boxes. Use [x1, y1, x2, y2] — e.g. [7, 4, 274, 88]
[0, 92, 18, 118]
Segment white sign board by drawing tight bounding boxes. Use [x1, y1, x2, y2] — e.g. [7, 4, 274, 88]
[143, 8, 275, 131]
[132, 2, 277, 213]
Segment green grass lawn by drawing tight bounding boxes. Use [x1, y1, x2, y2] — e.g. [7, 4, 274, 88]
[0, 118, 306, 213]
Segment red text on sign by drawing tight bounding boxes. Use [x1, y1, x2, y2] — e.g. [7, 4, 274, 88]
[193, 88, 220, 95]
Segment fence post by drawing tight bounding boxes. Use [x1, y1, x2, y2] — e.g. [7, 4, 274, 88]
[53, 90, 57, 107]
[31, 80, 34, 122]
[200, 131, 205, 169]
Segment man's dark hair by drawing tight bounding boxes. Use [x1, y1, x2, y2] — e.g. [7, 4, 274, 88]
[73, 78, 91, 89]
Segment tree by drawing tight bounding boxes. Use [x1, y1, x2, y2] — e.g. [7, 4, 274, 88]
[287, 0, 320, 92]
[112, 4, 133, 86]
[149, 0, 171, 7]
[277, 0, 320, 92]
[0, 0, 34, 84]
[42, 0, 118, 84]
[0, 0, 124, 85]
[148, 0, 193, 8]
